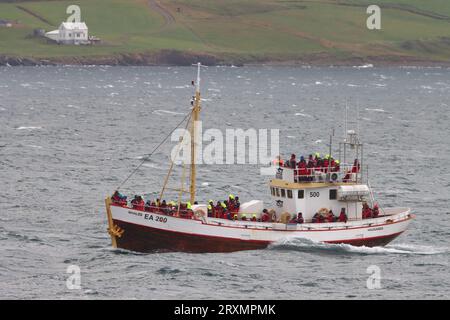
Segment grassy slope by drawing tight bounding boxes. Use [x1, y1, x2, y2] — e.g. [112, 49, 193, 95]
[0, 0, 449, 63]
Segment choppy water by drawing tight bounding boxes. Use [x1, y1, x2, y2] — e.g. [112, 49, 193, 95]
[0, 66, 449, 299]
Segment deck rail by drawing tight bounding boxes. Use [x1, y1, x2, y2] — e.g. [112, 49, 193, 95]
[273, 164, 368, 184]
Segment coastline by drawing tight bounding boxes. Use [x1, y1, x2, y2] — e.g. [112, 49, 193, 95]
[1, 50, 449, 67]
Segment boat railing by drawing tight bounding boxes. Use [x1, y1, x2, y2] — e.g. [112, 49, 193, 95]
[273, 164, 367, 184]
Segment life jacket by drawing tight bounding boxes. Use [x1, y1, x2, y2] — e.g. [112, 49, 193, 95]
[272, 158, 284, 167]
[221, 210, 229, 220]
[297, 216, 304, 224]
[338, 213, 347, 222]
[111, 194, 122, 205]
[215, 205, 223, 218]
[262, 213, 270, 222]
[372, 208, 379, 218]
[362, 208, 372, 219]
[136, 200, 145, 211]
[207, 204, 214, 217]
[323, 159, 329, 172]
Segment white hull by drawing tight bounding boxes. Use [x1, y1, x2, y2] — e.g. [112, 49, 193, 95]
[109, 205, 413, 253]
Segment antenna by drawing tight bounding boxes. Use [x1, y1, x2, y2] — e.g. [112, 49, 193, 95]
[192, 62, 207, 94]
[344, 100, 348, 142]
[356, 99, 360, 137]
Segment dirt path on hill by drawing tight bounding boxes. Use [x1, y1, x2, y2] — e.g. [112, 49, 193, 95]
[16, 5, 54, 27]
[148, 0, 175, 30]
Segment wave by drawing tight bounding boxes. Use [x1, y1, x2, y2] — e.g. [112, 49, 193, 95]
[353, 64, 373, 69]
[269, 237, 447, 256]
[152, 109, 185, 116]
[295, 113, 312, 118]
[365, 108, 385, 113]
[16, 126, 42, 130]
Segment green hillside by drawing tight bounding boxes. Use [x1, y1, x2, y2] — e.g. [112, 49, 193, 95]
[1, 0, 450, 64]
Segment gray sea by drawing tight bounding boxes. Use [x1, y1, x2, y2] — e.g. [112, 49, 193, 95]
[0, 66, 449, 299]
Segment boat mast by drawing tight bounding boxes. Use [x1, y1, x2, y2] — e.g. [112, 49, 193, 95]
[190, 63, 202, 204]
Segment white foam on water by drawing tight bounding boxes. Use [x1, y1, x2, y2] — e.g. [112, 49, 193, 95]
[271, 237, 447, 255]
[365, 108, 385, 113]
[142, 163, 160, 169]
[16, 126, 42, 130]
[314, 139, 322, 144]
[315, 81, 322, 85]
[353, 64, 373, 69]
[201, 182, 209, 186]
[295, 113, 312, 118]
[208, 88, 221, 92]
[152, 109, 185, 116]
[25, 145, 43, 149]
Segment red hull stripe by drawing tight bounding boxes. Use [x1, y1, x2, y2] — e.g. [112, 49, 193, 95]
[113, 219, 405, 253]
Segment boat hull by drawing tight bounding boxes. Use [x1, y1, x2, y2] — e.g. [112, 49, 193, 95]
[108, 205, 413, 253]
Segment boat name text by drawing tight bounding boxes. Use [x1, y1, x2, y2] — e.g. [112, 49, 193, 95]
[127, 211, 167, 223]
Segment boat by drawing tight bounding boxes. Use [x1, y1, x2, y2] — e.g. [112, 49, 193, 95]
[104, 63, 414, 253]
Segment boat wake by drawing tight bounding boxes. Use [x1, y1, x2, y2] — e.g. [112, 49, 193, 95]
[268, 237, 447, 256]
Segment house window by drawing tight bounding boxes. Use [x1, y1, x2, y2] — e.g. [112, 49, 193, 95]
[298, 190, 304, 199]
[329, 189, 337, 200]
[275, 188, 280, 197]
[281, 189, 286, 198]
[287, 189, 293, 199]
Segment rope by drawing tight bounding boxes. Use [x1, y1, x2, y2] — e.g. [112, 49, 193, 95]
[115, 109, 193, 192]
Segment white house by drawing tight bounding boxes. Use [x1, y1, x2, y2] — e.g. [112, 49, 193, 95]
[45, 22, 89, 44]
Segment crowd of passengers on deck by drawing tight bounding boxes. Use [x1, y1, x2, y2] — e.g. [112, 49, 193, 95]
[111, 192, 379, 224]
[273, 153, 360, 182]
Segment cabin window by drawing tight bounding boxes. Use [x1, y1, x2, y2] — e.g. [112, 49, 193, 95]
[271, 187, 275, 196]
[287, 189, 293, 199]
[275, 188, 280, 197]
[298, 190, 304, 199]
[281, 189, 286, 198]
[329, 189, 337, 200]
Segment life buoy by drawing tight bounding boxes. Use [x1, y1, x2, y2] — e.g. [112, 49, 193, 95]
[331, 173, 338, 181]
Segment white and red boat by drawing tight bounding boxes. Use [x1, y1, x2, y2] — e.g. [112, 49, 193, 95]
[104, 64, 414, 253]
